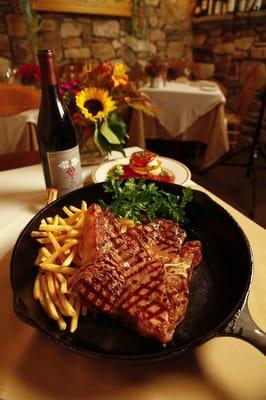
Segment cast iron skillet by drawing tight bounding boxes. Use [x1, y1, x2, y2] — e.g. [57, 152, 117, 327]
[10, 181, 266, 360]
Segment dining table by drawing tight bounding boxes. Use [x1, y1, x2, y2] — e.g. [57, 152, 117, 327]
[128, 80, 229, 170]
[0, 147, 265, 400]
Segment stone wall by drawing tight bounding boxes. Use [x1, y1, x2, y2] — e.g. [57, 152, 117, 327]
[1, 2, 265, 135]
[192, 13, 266, 135]
[192, 13, 266, 85]
[0, 0, 194, 69]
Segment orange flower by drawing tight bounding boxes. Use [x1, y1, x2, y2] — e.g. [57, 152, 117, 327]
[112, 64, 128, 88]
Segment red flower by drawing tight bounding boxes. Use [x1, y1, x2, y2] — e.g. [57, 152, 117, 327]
[15, 63, 40, 85]
[145, 62, 162, 78]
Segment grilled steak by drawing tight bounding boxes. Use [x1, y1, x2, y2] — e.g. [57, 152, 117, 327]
[71, 204, 202, 343]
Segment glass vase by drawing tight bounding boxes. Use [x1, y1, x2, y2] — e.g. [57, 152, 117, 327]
[150, 76, 161, 88]
[79, 135, 106, 166]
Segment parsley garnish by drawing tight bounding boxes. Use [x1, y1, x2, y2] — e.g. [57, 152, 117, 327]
[99, 166, 193, 224]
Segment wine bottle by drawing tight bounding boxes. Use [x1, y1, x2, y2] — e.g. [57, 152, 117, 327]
[227, 0, 236, 11]
[37, 49, 83, 196]
[261, 0, 266, 9]
[246, 0, 255, 10]
[222, 0, 228, 12]
[208, 0, 214, 14]
[252, 0, 262, 9]
[214, 0, 222, 13]
[193, 0, 203, 17]
[201, 0, 209, 15]
[238, 0, 247, 11]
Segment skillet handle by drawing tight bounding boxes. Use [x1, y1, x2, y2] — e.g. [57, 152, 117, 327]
[218, 301, 266, 355]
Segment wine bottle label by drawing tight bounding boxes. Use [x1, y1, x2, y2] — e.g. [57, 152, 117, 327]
[47, 145, 83, 195]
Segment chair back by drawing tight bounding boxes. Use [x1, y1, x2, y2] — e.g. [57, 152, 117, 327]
[237, 64, 266, 129]
[0, 83, 41, 117]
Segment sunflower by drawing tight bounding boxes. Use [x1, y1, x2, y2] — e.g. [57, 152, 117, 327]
[112, 63, 128, 88]
[76, 87, 116, 122]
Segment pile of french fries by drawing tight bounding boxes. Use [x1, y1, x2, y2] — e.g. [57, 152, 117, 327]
[31, 195, 136, 333]
[31, 200, 88, 332]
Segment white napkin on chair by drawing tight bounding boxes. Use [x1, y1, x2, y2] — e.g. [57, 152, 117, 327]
[0, 109, 39, 153]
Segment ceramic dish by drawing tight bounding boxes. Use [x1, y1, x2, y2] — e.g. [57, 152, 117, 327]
[92, 156, 191, 185]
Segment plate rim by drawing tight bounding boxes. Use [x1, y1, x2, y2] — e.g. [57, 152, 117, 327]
[92, 155, 191, 185]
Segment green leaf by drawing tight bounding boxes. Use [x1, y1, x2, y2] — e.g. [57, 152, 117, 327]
[100, 172, 193, 224]
[109, 112, 129, 143]
[93, 124, 106, 156]
[109, 123, 128, 144]
[100, 120, 121, 145]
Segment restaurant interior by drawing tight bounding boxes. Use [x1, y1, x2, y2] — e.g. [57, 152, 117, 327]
[1, 0, 266, 225]
[0, 1, 265, 399]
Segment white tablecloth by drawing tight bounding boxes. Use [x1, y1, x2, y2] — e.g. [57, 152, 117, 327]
[141, 81, 226, 137]
[0, 109, 39, 153]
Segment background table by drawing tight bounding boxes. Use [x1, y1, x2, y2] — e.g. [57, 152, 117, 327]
[128, 81, 229, 170]
[0, 153, 265, 400]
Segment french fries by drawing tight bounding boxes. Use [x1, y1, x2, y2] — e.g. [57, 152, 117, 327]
[31, 200, 134, 333]
[31, 201, 88, 332]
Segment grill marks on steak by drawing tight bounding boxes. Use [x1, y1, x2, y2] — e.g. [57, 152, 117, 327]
[71, 204, 202, 343]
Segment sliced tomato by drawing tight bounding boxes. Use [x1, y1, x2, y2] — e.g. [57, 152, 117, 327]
[130, 150, 156, 167]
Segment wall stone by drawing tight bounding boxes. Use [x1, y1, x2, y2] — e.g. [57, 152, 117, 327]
[82, 24, 92, 44]
[90, 42, 115, 61]
[6, 15, 26, 37]
[3, 1, 194, 68]
[234, 37, 255, 50]
[149, 29, 165, 42]
[60, 22, 83, 38]
[213, 42, 235, 54]
[62, 37, 82, 49]
[0, 34, 10, 55]
[64, 47, 91, 60]
[40, 19, 58, 32]
[192, 14, 266, 132]
[92, 20, 120, 38]
[166, 41, 184, 59]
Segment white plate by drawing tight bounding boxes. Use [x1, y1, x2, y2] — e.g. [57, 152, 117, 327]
[92, 156, 191, 185]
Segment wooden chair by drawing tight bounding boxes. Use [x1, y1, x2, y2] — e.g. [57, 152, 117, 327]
[0, 82, 41, 117]
[225, 64, 266, 150]
[0, 83, 41, 170]
[205, 66, 266, 219]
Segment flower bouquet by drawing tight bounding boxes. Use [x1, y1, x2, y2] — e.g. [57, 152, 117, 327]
[144, 61, 163, 79]
[15, 63, 40, 86]
[144, 60, 164, 88]
[59, 62, 157, 164]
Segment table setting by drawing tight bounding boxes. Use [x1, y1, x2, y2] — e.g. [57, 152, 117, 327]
[0, 58, 265, 399]
[0, 62, 229, 171]
[140, 80, 226, 135]
[128, 78, 229, 170]
[0, 143, 265, 400]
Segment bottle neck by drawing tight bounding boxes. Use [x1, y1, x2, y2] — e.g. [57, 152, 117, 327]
[38, 50, 58, 86]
